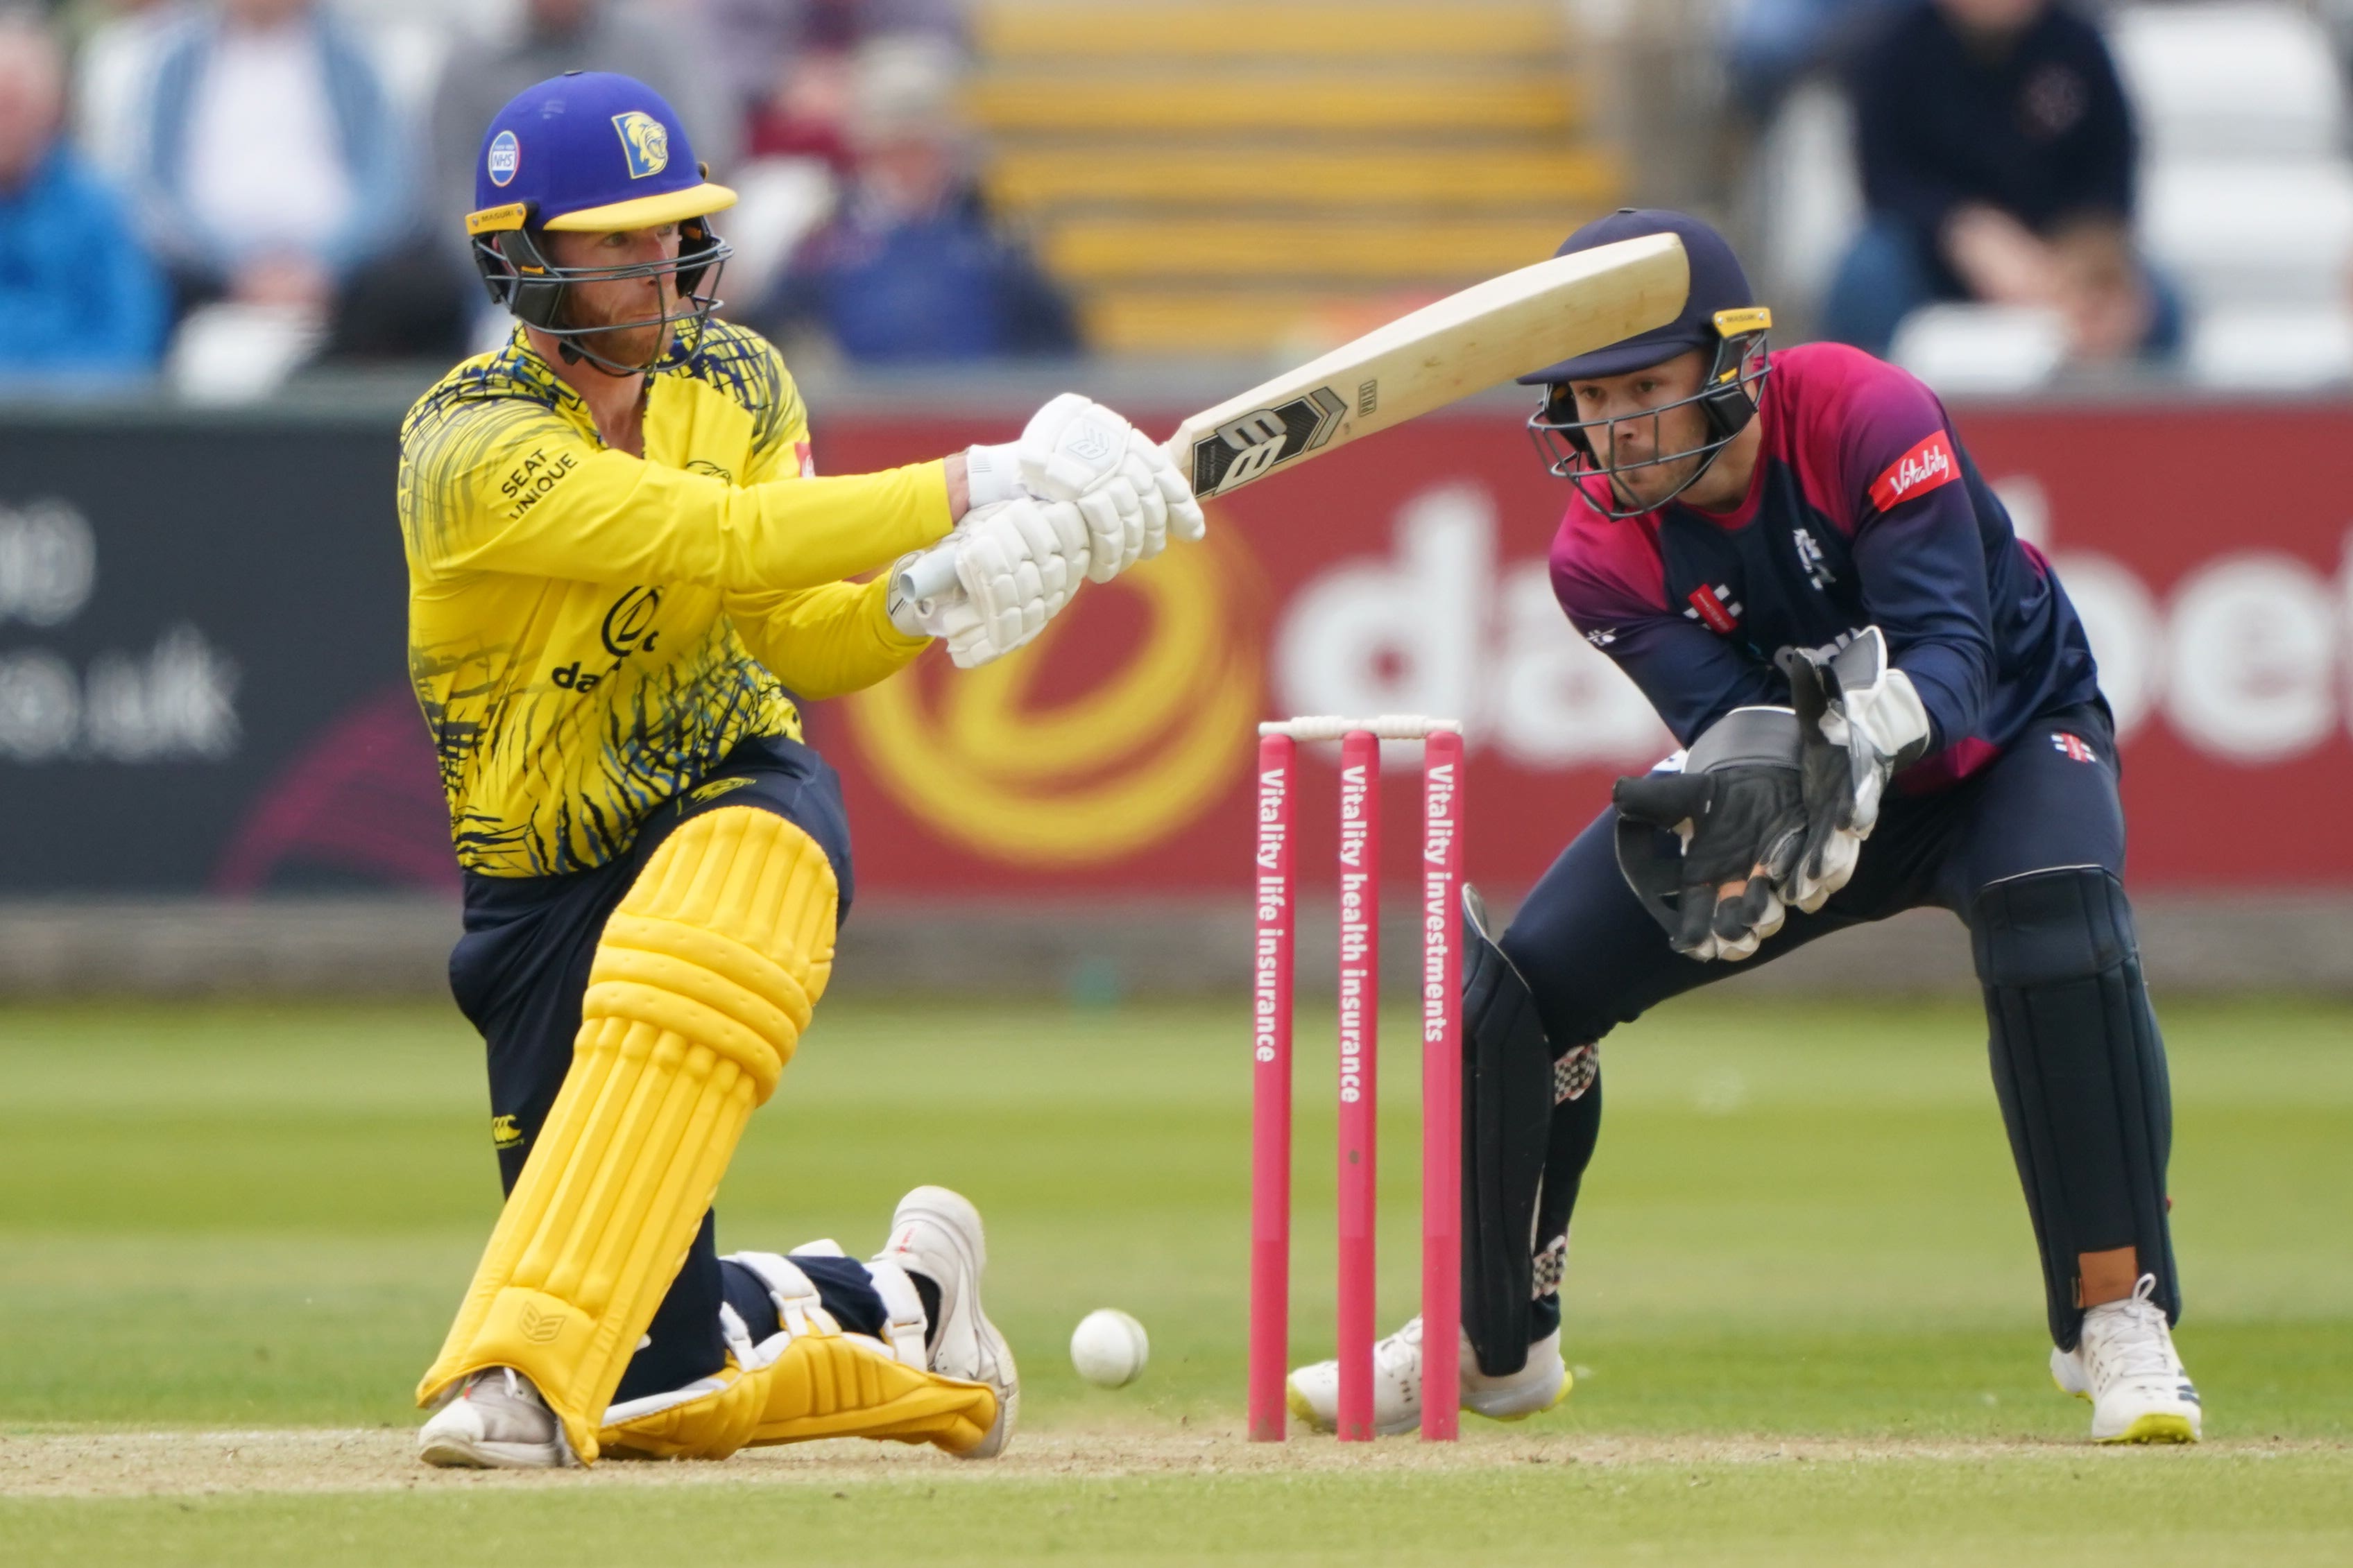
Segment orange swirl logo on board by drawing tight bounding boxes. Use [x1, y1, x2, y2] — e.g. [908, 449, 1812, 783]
[845, 527, 1262, 867]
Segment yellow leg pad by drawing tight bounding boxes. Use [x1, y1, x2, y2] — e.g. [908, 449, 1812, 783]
[416, 807, 839, 1463]
[600, 1329, 998, 1461]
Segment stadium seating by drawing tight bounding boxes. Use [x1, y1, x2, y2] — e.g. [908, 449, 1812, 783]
[2111, 2, 2353, 389]
[1753, 1, 2353, 391]
[965, 1, 1623, 356]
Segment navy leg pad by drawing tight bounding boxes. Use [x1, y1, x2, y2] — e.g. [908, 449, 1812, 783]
[1462, 893, 1552, 1377]
[1971, 865, 2179, 1350]
[1462, 890, 1605, 1377]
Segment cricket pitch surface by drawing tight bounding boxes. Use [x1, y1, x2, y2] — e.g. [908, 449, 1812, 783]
[2, 996, 2346, 1563]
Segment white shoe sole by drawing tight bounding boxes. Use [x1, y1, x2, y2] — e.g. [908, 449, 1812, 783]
[891, 1186, 1020, 1460]
[2049, 1355, 2201, 1445]
[1282, 1363, 1571, 1436]
[417, 1431, 569, 1470]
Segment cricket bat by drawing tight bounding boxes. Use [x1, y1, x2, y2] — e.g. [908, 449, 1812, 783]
[894, 232, 1690, 603]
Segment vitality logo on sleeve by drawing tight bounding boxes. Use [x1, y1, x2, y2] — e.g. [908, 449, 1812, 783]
[1869, 431, 1958, 511]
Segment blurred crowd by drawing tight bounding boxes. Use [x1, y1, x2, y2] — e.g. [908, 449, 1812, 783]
[0, 0, 1075, 393]
[1729, 0, 2175, 370]
[1727, 0, 2353, 388]
[5, 0, 2350, 395]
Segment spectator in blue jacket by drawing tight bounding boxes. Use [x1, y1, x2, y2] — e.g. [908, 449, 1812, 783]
[1822, 0, 2180, 364]
[132, 0, 463, 358]
[760, 35, 1079, 364]
[0, 10, 167, 382]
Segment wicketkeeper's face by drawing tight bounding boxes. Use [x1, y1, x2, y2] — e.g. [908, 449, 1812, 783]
[545, 223, 683, 361]
[1569, 349, 1713, 508]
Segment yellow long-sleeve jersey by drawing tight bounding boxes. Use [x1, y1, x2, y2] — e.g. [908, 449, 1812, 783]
[397, 320, 950, 877]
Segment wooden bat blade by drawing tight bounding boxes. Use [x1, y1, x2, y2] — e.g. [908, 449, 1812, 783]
[1166, 232, 1690, 498]
[891, 234, 1690, 606]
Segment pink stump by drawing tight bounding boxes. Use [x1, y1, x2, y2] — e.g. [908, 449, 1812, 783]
[1248, 732, 1296, 1442]
[1335, 730, 1380, 1442]
[1419, 729, 1465, 1440]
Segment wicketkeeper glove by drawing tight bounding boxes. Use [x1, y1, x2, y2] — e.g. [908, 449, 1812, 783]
[1776, 628, 1933, 913]
[1611, 707, 1809, 963]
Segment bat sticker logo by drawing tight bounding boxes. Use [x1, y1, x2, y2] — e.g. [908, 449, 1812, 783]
[1190, 387, 1349, 496]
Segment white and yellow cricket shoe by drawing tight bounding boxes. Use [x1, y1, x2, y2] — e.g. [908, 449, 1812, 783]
[1285, 1316, 1570, 1437]
[2050, 1274, 2202, 1443]
[418, 1366, 577, 1469]
[871, 1185, 1020, 1458]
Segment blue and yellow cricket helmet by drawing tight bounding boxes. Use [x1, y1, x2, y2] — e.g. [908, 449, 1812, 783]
[463, 72, 737, 368]
[468, 71, 735, 235]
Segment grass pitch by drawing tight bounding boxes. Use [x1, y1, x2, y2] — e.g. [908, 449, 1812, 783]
[1, 989, 2347, 1564]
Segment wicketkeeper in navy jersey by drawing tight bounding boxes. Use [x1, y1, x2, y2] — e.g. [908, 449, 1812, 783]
[1286, 209, 2200, 1445]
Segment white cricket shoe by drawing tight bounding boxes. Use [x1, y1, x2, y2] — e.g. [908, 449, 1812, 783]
[2050, 1274, 2202, 1443]
[1285, 1316, 1571, 1437]
[417, 1367, 576, 1469]
[873, 1184, 1019, 1458]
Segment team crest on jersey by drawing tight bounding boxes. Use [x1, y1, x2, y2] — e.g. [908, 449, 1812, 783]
[1869, 431, 1958, 512]
[612, 111, 669, 179]
[486, 129, 520, 187]
[1792, 526, 1836, 591]
[2051, 732, 2096, 763]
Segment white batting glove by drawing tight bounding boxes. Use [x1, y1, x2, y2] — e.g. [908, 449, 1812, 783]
[1072, 472, 1149, 584]
[1068, 422, 1207, 582]
[965, 395, 1206, 585]
[904, 497, 1092, 668]
[1134, 426, 1206, 546]
[964, 393, 1126, 510]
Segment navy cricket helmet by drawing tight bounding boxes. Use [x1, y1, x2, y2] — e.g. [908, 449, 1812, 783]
[1522, 209, 1774, 518]
[464, 72, 738, 374]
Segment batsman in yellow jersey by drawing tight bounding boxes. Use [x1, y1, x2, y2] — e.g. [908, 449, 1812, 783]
[401, 71, 1203, 1470]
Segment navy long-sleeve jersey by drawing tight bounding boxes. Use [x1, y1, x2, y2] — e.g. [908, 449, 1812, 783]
[1549, 342, 2100, 791]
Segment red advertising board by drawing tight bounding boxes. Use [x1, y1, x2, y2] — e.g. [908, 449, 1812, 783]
[807, 402, 2353, 896]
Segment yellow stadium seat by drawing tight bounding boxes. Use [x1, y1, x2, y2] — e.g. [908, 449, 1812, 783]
[974, 3, 1561, 61]
[987, 148, 1622, 214]
[966, 0, 1620, 356]
[967, 75, 1578, 137]
[1043, 216, 1586, 285]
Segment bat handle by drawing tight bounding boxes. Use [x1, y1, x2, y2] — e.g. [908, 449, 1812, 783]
[895, 545, 961, 605]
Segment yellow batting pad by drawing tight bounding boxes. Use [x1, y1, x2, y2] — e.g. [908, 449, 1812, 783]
[600, 1324, 998, 1461]
[416, 806, 838, 1462]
